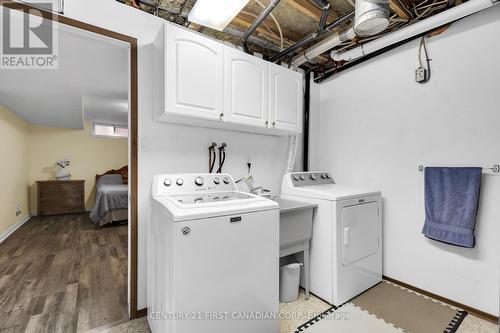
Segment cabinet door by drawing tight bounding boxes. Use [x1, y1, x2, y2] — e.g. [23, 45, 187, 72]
[269, 64, 303, 133]
[224, 47, 269, 128]
[165, 23, 224, 120]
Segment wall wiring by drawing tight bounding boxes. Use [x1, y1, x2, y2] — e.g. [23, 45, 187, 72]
[416, 35, 432, 83]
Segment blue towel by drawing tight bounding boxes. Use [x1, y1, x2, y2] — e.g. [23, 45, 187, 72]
[422, 167, 482, 248]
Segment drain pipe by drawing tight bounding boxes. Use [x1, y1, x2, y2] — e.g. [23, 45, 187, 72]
[242, 0, 282, 53]
[269, 10, 355, 63]
[291, 0, 390, 66]
[312, 0, 332, 30]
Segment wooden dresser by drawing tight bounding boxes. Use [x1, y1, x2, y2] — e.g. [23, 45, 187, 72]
[37, 180, 85, 216]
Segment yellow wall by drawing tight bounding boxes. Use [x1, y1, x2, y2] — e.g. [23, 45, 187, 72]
[28, 121, 128, 214]
[0, 106, 30, 237]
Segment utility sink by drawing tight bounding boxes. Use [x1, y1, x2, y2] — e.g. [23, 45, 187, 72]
[275, 198, 317, 257]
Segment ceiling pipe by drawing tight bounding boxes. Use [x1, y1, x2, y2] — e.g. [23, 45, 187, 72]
[291, 0, 389, 66]
[269, 10, 355, 63]
[242, 0, 282, 53]
[332, 0, 496, 61]
[312, 0, 332, 30]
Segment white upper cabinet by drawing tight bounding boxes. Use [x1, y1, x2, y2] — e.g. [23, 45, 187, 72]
[224, 47, 269, 128]
[165, 23, 224, 120]
[160, 22, 303, 135]
[269, 63, 303, 133]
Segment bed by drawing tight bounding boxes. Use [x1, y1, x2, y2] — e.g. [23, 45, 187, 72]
[89, 166, 128, 226]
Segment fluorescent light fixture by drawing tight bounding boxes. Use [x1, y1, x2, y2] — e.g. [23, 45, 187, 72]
[332, 0, 495, 62]
[188, 0, 250, 31]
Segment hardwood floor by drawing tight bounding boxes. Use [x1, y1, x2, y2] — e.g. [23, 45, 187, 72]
[0, 214, 128, 333]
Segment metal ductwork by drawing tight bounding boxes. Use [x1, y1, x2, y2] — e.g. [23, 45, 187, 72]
[354, 0, 390, 36]
[291, 0, 389, 66]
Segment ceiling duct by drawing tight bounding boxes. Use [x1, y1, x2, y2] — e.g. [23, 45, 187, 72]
[354, 0, 390, 36]
[291, 0, 389, 66]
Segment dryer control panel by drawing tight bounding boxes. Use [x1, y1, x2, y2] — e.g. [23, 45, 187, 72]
[289, 172, 335, 186]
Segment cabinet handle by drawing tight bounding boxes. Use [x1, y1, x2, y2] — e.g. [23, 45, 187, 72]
[219, 113, 224, 120]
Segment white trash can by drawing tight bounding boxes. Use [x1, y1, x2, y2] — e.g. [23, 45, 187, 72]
[279, 263, 302, 303]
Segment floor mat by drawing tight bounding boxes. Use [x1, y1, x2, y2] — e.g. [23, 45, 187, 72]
[351, 281, 467, 333]
[296, 303, 404, 333]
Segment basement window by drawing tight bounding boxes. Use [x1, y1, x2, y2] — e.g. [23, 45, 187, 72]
[92, 122, 128, 138]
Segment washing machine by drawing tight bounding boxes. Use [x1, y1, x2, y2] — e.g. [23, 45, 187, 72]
[281, 171, 382, 306]
[149, 173, 279, 333]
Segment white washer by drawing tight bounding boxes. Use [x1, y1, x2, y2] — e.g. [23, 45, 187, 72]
[281, 171, 382, 306]
[149, 173, 279, 333]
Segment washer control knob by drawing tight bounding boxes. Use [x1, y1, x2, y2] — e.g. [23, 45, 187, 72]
[214, 177, 220, 185]
[299, 175, 305, 180]
[194, 177, 204, 186]
[325, 174, 331, 179]
[176, 178, 184, 186]
[164, 179, 172, 186]
[310, 174, 317, 180]
[223, 177, 230, 185]
[321, 174, 326, 179]
[293, 176, 299, 181]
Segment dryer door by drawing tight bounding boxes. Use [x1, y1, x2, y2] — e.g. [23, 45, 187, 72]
[341, 201, 379, 266]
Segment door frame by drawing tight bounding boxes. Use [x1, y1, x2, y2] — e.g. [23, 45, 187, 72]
[0, 1, 140, 319]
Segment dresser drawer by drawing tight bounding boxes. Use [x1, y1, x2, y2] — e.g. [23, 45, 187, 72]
[38, 182, 83, 192]
[37, 180, 85, 216]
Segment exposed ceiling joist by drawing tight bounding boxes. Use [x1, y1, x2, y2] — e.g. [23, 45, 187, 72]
[231, 14, 298, 46]
[389, 0, 413, 20]
[285, 0, 337, 23]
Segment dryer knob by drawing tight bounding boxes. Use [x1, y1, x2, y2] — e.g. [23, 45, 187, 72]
[194, 177, 204, 186]
[164, 179, 172, 186]
[176, 178, 184, 186]
[223, 177, 230, 185]
[299, 175, 305, 181]
[213, 177, 220, 185]
[293, 176, 299, 181]
[321, 174, 326, 179]
[310, 174, 317, 180]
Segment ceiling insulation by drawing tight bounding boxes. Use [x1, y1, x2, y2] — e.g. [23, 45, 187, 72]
[118, 0, 455, 79]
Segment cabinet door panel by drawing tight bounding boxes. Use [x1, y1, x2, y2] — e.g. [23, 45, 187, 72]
[165, 24, 224, 120]
[269, 64, 303, 133]
[224, 47, 268, 127]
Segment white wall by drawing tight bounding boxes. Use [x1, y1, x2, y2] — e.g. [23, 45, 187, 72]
[314, 5, 500, 315]
[65, 0, 292, 311]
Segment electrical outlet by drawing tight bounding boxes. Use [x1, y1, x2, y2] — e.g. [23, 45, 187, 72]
[415, 67, 427, 83]
[15, 203, 22, 217]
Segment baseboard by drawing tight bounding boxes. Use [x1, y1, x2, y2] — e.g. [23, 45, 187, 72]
[0, 215, 31, 244]
[383, 275, 499, 324]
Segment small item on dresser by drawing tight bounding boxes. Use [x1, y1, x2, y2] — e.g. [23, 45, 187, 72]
[55, 159, 71, 180]
[422, 167, 482, 248]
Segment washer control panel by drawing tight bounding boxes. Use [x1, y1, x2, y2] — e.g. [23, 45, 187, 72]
[155, 174, 237, 196]
[290, 172, 334, 186]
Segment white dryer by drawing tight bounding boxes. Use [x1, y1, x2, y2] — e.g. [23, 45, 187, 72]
[281, 172, 382, 306]
[149, 173, 279, 333]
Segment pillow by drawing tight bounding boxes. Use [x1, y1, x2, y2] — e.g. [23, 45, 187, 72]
[97, 174, 123, 186]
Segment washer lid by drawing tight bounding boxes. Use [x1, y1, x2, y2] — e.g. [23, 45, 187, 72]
[282, 184, 380, 201]
[153, 191, 278, 222]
